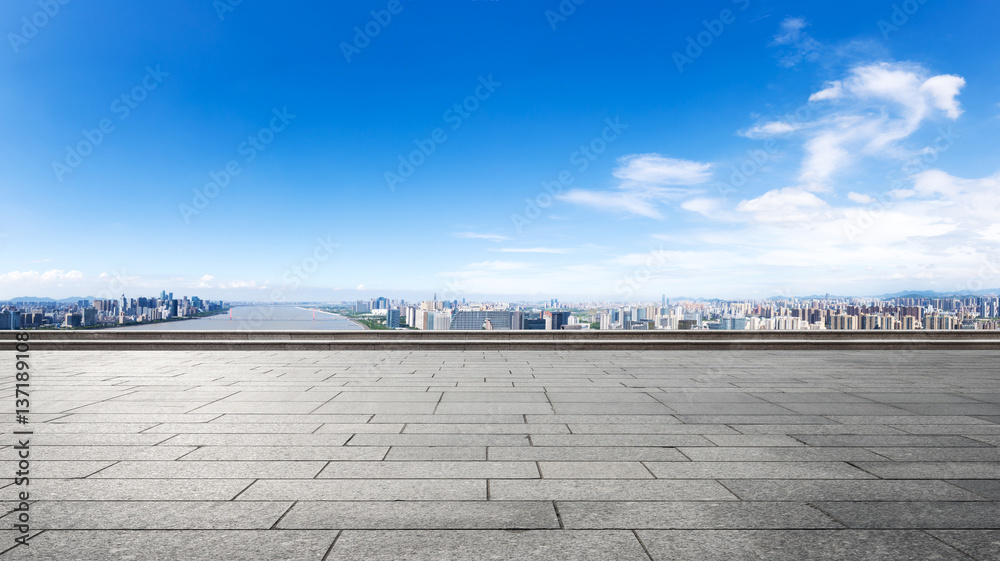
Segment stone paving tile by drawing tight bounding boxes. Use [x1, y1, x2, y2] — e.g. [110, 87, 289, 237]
[2, 501, 291, 529]
[528, 434, 713, 447]
[678, 446, 886, 462]
[489, 479, 737, 501]
[278, 501, 559, 530]
[814, 502, 1000, 529]
[316, 461, 539, 479]
[90, 460, 328, 479]
[371, 414, 525, 424]
[566, 423, 737, 434]
[324, 530, 651, 561]
[0, 461, 114, 479]
[384, 446, 486, 461]
[158, 434, 354, 447]
[538, 461, 653, 479]
[645, 461, 873, 479]
[488, 446, 688, 462]
[27, 478, 255, 501]
[720, 479, 987, 501]
[1, 530, 340, 560]
[792, 435, 989, 447]
[558, 501, 840, 529]
[727, 424, 907, 435]
[346, 434, 530, 447]
[402, 423, 569, 434]
[33, 445, 196, 461]
[865, 447, 1000, 461]
[636, 530, 974, 560]
[929, 530, 1000, 560]
[946, 480, 1000, 500]
[180, 446, 388, 461]
[853, 461, 1000, 479]
[237, 479, 485, 501]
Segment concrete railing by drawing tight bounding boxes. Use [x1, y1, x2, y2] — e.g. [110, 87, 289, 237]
[3, 329, 1000, 350]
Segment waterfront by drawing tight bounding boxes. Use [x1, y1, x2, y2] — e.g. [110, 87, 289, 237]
[111, 305, 363, 331]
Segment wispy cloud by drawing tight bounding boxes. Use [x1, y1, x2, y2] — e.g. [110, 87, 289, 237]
[770, 17, 822, 68]
[495, 247, 572, 254]
[560, 154, 713, 219]
[453, 232, 509, 242]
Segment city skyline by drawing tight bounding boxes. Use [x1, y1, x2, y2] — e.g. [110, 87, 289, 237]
[3, 1, 1000, 300]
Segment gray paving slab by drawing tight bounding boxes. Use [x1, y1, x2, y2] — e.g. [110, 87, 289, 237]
[90, 460, 328, 479]
[645, 461, 874, 479]
[489, 479, 737, 501]
[2, 501, 291, 529]
[637, 530, 974, 560]
[1, 530, 340, 560]
[946, 480, 1000, 500]
[488, 446, 689, 462]
[324, 530, 651, 561]
[13, 348, 1000, 558]
[316, 461, 539, 479]
[278, 501, 559, 529]
[237, 479, 486, 501]
[814, 502, 1000, 529]
[853, 461, 1000, 479]
[384, 446, 486, 461]
[557, 501, 840, 529]
[929, 530, 1000, 560]
[538, 461, 654, 479]
[720, 479, 987, 501]
[26, 479, 255, 501]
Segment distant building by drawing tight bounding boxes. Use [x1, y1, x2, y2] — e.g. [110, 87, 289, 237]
[450, 310, 516, 330]
[0, 310, 21, 330]
[386, 309, 400, 329]
[64, 313, 82, 328]
[543, 311, 570, 331]
[82, 308, 98, 327]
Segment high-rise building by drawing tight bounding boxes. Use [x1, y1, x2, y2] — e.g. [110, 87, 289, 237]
[450, 310, 516, 330]
[386, 309, 400, 329]
[0, 309, 21, 330]
[543, 311, 571, 331]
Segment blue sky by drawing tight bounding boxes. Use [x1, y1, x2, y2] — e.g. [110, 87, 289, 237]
[2, 0, 999, 301]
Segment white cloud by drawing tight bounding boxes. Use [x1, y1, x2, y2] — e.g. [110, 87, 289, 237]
[736, 187, 828, 223]
[847, 192, 874, 204]
[788, 62, 966, 190]
[612, 154, 713, 186]
[560, 154, 713, 218]
[770, 17, 822, 68]
[496, 247, 571, 254]
[740, 120, 803, 138]
[559, 189, 664, 219]
[453, 232, 509, 241]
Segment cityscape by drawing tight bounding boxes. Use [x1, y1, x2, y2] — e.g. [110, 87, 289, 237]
[4, 290, 999, 331]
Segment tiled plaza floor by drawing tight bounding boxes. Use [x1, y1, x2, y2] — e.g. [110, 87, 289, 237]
[2, 349, 1000, 560]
